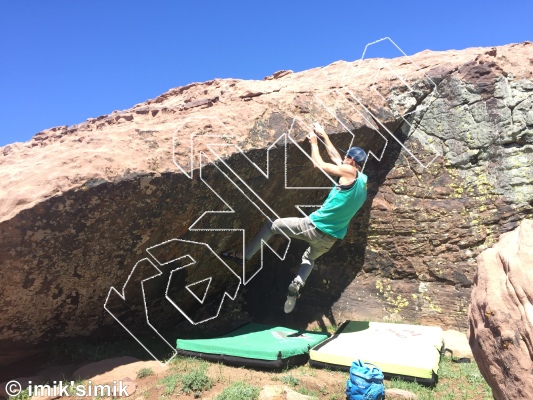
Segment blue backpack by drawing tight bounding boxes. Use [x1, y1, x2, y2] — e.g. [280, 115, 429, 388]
[345, 359, 385, 400]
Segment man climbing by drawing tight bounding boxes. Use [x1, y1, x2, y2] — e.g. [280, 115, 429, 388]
[222, 122, 368, 313]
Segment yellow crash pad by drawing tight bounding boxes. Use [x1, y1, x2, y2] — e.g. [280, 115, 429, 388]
[310, 321, 443, 383]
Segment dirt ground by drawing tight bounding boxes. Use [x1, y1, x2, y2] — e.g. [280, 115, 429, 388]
[131, 360, 349, 400]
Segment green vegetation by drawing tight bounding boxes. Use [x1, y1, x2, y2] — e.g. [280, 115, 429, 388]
[180, 365, 213, 396]
[7, 388, 30, 400]
[280, 373, 300, 387]
[157, 373, 180, 396]
[215, 381, 261, 400]
[137, 367, 154, 379]
[384, 357, 492, 399]
[296, 386, 319, 398]
[309, 324, 338, 334]
[155, 360, 212, 398]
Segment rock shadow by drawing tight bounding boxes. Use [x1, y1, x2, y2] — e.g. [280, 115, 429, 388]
[240, 127, 405, 330]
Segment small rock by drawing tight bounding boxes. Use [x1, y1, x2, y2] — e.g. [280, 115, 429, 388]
[259, 384, 314, 400]
[442, 329, 473, 359]
[119, 379, 137, 397]
[385, 388, 418, 399]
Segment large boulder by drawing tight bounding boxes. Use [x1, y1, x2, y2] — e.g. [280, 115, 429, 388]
[468, 219, 533, 400]
[1, 42, 533, 369]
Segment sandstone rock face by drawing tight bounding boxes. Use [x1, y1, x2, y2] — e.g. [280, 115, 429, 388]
[468, 219, 533, 400]
[1, 42, 533, 368]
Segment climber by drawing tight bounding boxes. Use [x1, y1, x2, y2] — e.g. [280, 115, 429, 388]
[222, 122, 368, 313]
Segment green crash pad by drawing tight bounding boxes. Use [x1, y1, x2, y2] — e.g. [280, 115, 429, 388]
[310, 321, 443, 384]
[176, 323, 329, 368]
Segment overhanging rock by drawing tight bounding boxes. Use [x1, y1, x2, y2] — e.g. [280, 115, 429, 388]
[1, 42, 532, 367]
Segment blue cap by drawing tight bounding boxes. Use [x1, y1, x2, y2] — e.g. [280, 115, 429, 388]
[346, 146, 367, 164]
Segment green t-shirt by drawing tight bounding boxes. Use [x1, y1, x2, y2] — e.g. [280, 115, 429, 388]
[309, 172, 367, 239]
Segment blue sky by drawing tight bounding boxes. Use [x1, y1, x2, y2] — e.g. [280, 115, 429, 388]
[1, 1, 531, 147]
